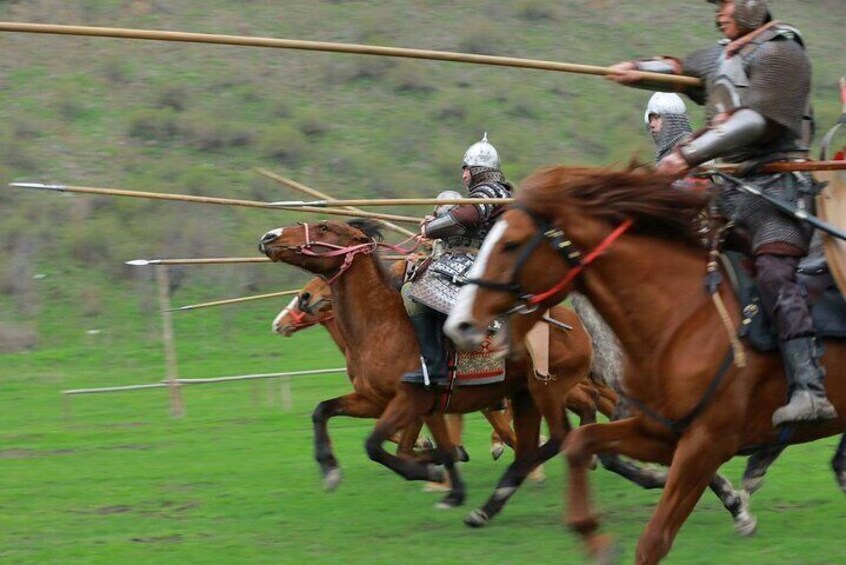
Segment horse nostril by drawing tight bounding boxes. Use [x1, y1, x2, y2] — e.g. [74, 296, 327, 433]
[260, 232, 277, 244]
[457, 321, 474, 334]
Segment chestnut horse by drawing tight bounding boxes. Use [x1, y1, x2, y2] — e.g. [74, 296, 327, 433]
[445, 165, 846, 564]
[259, 219, 593, 522]
[271, 273, 519, 462]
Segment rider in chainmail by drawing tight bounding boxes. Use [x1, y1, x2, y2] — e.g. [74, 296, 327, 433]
[401, 134, 513, 386]
[645, 92, 693, 163]
[608, 0, 837, 426]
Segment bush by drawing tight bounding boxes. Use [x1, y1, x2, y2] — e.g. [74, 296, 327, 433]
[156, 86, 189, 112]
[386, 62, 438, 94]
[127, 108, 181, 143]
[259, 123, 309, 165]
[513, 0, 557, 21]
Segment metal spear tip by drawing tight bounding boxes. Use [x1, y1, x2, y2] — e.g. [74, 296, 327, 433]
[267, 200, 325, 207]
[9, 182, 67, 191]
[125, 259, 154, 266]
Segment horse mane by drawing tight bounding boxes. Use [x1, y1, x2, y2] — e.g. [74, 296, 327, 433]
[519, 164, 712, 247]
[347, 219, 384, 242]
[344, 219, 405, 290]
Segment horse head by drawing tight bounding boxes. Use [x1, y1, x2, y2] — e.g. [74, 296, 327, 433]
[445, 206, 577, 352]
[258, 219, 384, 280]
[272, 276, 333, 336]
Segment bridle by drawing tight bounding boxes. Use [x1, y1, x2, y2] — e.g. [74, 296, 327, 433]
[281, 222, 420, 285]
[467, 205, 633, 312]
[282, 293, 335, 331]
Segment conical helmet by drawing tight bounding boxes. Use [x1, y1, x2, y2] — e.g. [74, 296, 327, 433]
[462, 132, 500, 170]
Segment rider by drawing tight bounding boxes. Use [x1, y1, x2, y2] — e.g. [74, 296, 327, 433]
[401, 134, 513, 386]
[608, 0, 838, 426]
[645, 92, 693, 163]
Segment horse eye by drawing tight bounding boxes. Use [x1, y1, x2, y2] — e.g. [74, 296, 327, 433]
[318, 224, 329, 232]
[502, 240, 521, 252]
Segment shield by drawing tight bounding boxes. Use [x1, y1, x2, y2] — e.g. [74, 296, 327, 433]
[816, 170, 846, 297]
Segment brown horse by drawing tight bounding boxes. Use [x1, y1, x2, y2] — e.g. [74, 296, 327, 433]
[271, 273, 519, 463]
[444, 165, 846, 563]
[258, 219, 593, 522]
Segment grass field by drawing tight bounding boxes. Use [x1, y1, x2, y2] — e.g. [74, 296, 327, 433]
[2, 297, 846, 565]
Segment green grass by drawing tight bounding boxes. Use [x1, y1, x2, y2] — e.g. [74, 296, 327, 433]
[2, 316, 846, 564]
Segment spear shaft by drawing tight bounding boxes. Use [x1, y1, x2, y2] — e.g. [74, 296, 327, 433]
[167, 289, 300, 312]
[0, 22, 701, 87]
[8, 182, 421, 223]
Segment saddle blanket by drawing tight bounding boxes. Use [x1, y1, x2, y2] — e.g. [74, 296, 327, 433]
[452, 335, 505, 386]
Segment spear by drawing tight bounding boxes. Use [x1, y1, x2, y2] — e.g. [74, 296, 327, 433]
[256, 168, 417, 238]
[126, 257, 271, 266]
[8, 182, 421, 223]
[127, 252, 409, 266]
[166, 289, 300, 312]
[0, 22, 701, 87]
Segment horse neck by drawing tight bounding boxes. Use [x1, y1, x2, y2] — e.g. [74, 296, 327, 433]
[330, 254, 409, 345]
[567, 218, 723, 370]
[320, 316, 347, 353]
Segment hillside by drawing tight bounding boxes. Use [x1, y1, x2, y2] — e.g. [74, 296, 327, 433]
[1, 0, 844, 351]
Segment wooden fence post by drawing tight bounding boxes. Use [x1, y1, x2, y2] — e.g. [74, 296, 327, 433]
[155, 266, 185, 418]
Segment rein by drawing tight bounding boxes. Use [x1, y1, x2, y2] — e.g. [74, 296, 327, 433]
[292, 222, 421, 285]
[468, 205, 633, 310]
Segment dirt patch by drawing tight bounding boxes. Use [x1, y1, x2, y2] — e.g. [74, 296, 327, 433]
[0, 448, 77, 459]
[131, 534, 183, 544]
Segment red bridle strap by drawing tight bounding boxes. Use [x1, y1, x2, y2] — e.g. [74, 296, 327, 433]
[528, 218, 633, 305]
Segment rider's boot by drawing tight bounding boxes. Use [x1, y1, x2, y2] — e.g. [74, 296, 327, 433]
[772, 336, 838, 426]
[401, 311, 449, 386]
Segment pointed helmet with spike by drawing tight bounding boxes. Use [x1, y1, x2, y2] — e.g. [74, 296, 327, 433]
[462, 132, 501, 170]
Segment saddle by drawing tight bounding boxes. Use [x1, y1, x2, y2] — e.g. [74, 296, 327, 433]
[721, 250, 846, 352]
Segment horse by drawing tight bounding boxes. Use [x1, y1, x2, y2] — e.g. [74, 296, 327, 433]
[271, 273, 519, 465]
[444, 165, 846, 563]
[258, 218, 594, 522]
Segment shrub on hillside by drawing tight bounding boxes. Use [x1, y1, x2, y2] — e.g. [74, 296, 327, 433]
[259, 124, 308, 165]
[514, 0, 557, 21]
[127, 108, 181, 143]
[156, 86, 189, 112]
[386, 62, 438, 94]
[181, 115, 254, 151]
[0, 322, 38, 354]
[295, 108, 330, 138]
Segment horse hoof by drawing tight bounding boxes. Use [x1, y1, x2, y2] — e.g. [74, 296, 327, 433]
[491, 443, 505, 461]
[323, 468, 342, 491]
[734, 512, 758, 537]
[463, 508, 490, 528]
[421, 481, 451, 493]
[415, 436, 435, 452]
[589, 534, 620, 565]
[835, 472, 846, 494]
[589, 455, 599, 471]
[435, 493, 465, 509]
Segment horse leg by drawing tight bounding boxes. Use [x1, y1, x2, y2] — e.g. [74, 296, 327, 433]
[487, 401, 512, 460]
[707, 471, 757, 536]
[832, 434, 846, 493]
[445, 414, 470, 462]
[364, 391, 445, 484]
[742, 444, 786, 495]
[312, 392, 383, 491]
[563, 418, 676, 562]
[465, 391, 546, 527]
[597, 453, 668, 489]
[634, 435, 732, 565]
[482, 405, 516, 450]
[423, 413, 466, 508]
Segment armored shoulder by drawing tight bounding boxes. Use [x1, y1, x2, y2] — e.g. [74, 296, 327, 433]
[682, 44, 723, 105]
